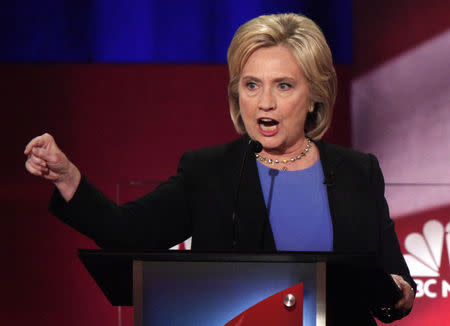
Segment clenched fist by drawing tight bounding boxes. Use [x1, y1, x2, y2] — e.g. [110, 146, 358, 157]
[25, 133, 81, 201]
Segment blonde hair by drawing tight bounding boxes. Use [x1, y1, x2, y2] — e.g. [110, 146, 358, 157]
[227, 13, 337, 140]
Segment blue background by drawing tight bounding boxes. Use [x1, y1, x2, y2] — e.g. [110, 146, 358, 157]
[0, 0, 352, 63]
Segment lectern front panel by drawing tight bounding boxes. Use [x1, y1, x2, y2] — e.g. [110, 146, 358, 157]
[134, 260, 325, 326]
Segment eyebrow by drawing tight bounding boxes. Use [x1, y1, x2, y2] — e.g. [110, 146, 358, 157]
[241, 75, 296, 83]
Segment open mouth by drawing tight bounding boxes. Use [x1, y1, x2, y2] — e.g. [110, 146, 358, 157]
[258, 118, 279, 131]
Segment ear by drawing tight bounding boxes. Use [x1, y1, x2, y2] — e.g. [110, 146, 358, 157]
[313, 102, 323, 112]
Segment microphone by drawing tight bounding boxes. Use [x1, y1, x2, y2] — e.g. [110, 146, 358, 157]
[232, 139, 262, 249]
[324, 171, 335, 187]
[250, 139, 263, 153]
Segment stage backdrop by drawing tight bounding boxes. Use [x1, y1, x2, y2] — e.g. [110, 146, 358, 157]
[352, 1, 450, 325]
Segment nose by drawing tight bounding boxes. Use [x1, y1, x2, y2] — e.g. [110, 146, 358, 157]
[258, 87, 275, 111]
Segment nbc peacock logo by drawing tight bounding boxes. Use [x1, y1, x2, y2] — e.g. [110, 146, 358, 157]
[403, 219, 450, 298]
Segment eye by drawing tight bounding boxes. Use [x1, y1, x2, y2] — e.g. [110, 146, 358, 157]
[246, 81, 258, 90]
[279, 82, 292, 90]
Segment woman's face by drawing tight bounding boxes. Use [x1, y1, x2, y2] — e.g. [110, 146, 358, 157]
[239, 45, 311, 155]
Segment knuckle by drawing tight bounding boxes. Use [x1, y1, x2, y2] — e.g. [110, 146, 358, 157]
[25, 164, 38, 175]
[43, 133, 54, 141]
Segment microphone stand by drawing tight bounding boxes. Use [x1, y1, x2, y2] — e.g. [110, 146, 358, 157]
[232, 139, 262, 249]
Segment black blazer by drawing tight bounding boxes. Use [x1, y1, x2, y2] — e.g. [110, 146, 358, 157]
[51, 136, 414, 325]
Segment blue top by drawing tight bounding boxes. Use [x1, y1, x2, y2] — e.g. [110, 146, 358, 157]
[257, 159, 333, 251]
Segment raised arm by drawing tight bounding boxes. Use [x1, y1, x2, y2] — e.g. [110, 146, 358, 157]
[25, 133, 193, 249]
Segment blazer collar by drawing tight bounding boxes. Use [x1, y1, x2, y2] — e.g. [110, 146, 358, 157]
[315, 139, 345, 175]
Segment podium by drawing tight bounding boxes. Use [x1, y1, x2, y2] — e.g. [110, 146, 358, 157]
[79, 250, 399, 326]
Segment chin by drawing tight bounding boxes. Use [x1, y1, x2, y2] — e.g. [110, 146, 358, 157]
[258, 139, 282, 152]
[247, 130, 281, 151]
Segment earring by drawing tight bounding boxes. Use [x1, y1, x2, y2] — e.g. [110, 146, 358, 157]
[309, 103, 315, 113]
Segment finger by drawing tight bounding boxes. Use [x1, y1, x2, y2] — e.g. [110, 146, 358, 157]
[42, 169, 59, 181]
[24, 133, 53, 154]
[27, 156, 48, 171]
[394, 284, 414, 310]
[395, 297, 407, 310]
[31, 146, 52, 161]
[25, 160, 43, 176]
[24, 135, 46, 155]
[391, 274, 402, 287]
[30, 154, 48, 167]
[27, 159, 49, 174]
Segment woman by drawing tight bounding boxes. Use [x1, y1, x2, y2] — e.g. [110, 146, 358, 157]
[25, 13, 414, 325]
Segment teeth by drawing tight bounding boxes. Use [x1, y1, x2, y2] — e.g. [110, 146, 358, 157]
[258, 118, 278, 132]
[260, 124, 277, 131]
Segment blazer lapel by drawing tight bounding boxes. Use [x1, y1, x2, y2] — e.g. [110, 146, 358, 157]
[223, 135, 276, 251]
[316, 140, 351, 251]
[239, 150, 276, 251]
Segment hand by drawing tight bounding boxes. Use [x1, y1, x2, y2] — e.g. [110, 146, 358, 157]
[24, 133, 81, 201]
[391, 274, 415, 314]
[372, 274, 414, 322]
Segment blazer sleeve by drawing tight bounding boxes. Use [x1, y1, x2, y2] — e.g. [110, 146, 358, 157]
[49, 151, 195, 250]
[369, 153, 416, 292]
